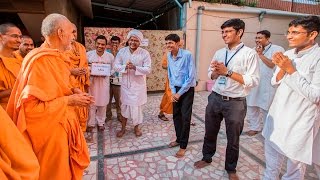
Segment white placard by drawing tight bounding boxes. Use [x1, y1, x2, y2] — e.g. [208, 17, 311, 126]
[140, 38, 149, 47]
[91, 63, 111, 76]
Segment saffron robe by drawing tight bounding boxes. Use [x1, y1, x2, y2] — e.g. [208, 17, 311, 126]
[6, 46, 90, 180]
[0, 54, 22, 109]
[66, 41, 90, 131]
[0, 106, 39, 180]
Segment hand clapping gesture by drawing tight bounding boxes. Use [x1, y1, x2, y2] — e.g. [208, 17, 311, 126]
[272, 52, 296, 74]
[126, 61, 136, 70]
[211, 60, 228, 76]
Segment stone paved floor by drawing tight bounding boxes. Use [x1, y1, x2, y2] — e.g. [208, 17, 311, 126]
[83, 91, 319, 180]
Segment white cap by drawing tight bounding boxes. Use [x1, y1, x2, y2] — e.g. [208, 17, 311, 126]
[127, 29, 143, 43]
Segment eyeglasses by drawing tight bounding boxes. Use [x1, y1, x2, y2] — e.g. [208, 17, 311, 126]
[221, 30, 236, 34]
[285, 31, 308, 36]
[4, 34, 23, 39]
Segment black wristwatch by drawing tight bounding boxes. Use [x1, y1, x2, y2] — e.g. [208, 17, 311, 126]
[226, 70, 233, 77]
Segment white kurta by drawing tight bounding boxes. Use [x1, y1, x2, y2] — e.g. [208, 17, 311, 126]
[246, 44, 285, 110]
[87, 50, 114, 106]
[262, 43, 320, 165]
[114, 47, 151, 106]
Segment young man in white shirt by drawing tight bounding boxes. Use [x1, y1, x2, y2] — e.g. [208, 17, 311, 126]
[194, 18, 259, 180]
[246, 30, 285, 136]
[87, 35, 114, 132]
[263, 16, 320, 180]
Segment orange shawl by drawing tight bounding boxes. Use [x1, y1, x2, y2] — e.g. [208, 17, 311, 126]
[6, 46, 89, 180]
[0, 54, 22, 109]
[159, 54, 173, 114]
[0, 106, 39, 180]
[66, 41, 90, 131]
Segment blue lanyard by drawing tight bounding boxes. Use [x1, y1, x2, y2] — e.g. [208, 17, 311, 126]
[225, 44, 244, 67]
[263, 43, 272, 55]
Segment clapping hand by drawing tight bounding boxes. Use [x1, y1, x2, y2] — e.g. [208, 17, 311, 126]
[255, 45, 264, 55]
[272, 52, 296, 74]
[126, 61, 136, 70]
[211, 61, 227, 76]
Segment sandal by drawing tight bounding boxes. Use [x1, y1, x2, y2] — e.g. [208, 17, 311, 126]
[158, 114, 169, 121]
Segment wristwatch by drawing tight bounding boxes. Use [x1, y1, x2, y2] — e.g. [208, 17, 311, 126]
[226, 70, 233, 77]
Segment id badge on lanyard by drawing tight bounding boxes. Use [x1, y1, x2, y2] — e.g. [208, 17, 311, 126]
[218, 76, 227, 85]
[220, 44, 244, 85]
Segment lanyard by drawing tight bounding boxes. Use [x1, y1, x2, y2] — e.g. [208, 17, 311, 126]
[225, 44, 244, 67]
[263, 43, 272, 55]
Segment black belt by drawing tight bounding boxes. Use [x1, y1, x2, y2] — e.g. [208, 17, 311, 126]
[213, 91, 245, 101]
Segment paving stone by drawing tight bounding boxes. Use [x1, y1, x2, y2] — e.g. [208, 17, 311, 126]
[167, 163, 176, 170]
[129, 170, 137, 178]
[86, 92, 318, 179]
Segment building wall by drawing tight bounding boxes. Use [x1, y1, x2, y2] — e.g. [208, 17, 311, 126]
[84, 27, 183, 91]
[44, 0, 79, 24]
[185, 1, 320, 91]
[258, 0, 320, 15]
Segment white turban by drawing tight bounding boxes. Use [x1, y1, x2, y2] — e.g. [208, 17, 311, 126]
[127, 29, 143, 43]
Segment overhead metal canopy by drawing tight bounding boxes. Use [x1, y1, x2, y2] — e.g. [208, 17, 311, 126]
[89, 0, 185, 29]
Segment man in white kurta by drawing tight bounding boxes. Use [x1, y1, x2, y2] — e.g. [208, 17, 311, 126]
[262, 16, 320, 180]
[246, 30, 284, 136]
[87, 35, 114, 132]
[114, 29, 151, 137]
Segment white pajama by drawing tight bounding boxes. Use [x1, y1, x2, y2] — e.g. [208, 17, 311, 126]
[246, 106, 267, 131]
[263, 140, 306, 180]
[121, 104, 143, 126]
[88, 105, 107, 127]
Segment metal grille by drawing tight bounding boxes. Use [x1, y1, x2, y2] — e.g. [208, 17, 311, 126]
[200, 0, 320, 15]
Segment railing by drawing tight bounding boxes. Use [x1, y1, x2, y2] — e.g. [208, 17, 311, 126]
[198, 0, 320, 15]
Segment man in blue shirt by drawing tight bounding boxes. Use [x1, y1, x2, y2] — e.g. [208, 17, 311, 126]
[166, 34, 196, 158]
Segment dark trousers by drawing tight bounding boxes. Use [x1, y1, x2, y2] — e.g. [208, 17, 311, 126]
[173, 87, 195, 149]
[202, 91, 247, 173]
[106, 84, 122, 120]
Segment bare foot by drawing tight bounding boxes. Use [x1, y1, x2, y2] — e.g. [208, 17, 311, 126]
[246, 130, 259, 136]
[228, 172, 239, 180]
[194, 160, 211, 169]
[86, 126, 94, 133]
[116, 129, 126, 137]
[175, 148, 186, 158]
[85, 133, 93, 143]
[134, 127, 142, 137]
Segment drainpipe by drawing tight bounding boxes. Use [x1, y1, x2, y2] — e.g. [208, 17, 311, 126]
[180, 3, 186, 30]
[173, 0, 183, 9]
[195, 6, 204, 82]
[188, 0, 192, 8]
[194, 5, 318, 83]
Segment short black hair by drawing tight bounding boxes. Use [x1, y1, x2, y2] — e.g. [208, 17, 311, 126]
[110, 36, 120, 42]
[257, 30, 271, 38]
[165, 34, 180, 43]
[221, 18, 245, 38]
[95, 35, 107, 44]
[289, 16, 320, 36]
[0, 23, 18, 34]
